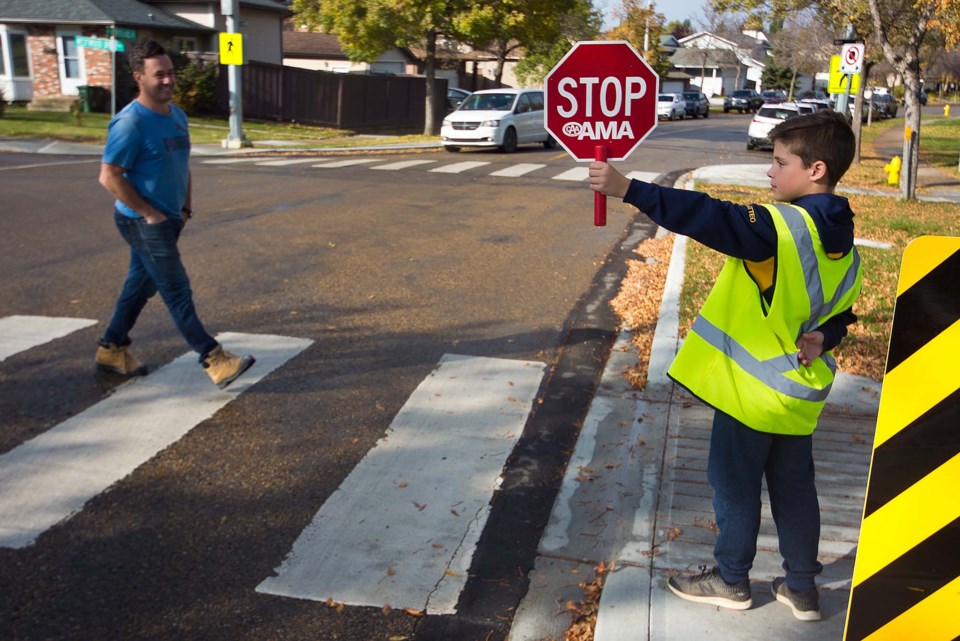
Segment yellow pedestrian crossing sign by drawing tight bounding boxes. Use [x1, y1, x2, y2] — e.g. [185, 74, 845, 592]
[219, 32, 244, 66]
[828, 55, 860, 94]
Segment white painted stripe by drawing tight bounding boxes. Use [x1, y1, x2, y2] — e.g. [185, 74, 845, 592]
[0, 332, 312, 549]
[552, 167, 590, 181]
[257, 353, 546, 614]
[625, 171, 661, 183]
[312, 159, 381, 168]
[370, 160, 438, 171]
[201, 158, 265, 164]
[430, 161, 491, 174]
[490, 163, 546, 178]
[0, 160, 100, 172]
[0, 316, 97, 362]
[255, 158, 329, 167]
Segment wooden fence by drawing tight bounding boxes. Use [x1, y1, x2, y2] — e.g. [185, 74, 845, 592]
[216, 62, 449, 132]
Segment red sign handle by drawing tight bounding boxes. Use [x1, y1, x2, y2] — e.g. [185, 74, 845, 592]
[594, 145, 608, 227]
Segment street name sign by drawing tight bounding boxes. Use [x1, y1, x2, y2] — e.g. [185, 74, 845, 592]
[105, 26, 137, 40]
[74, 36, 124, 52]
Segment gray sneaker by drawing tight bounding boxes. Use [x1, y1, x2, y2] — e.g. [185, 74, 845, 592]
[667, 565, 752, 610]
[772, 577, 821, 621]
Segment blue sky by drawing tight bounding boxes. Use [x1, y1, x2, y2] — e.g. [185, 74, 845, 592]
[601, 0, 710, 28]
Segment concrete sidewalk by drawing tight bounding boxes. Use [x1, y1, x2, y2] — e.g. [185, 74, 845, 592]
[509, 170, 888, 641]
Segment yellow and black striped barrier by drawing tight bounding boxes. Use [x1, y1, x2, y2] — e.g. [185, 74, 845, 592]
[844, 236, 960, 641]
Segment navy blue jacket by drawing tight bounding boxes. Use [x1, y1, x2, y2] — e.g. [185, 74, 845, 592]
[622, 180, 858, 351]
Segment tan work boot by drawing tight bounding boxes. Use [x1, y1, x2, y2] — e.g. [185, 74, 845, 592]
[95, 342, 148, 376]
[202, 345, 255, 389]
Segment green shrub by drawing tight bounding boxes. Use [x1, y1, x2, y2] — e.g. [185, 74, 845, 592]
[170, 55, 220, 115]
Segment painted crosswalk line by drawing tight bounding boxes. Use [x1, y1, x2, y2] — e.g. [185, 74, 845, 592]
[0, 332, 313, 549]
[490, 163, 547, 178]
[625, 171, 661, 182]
[255, 158, 330, 166]
[257, 353, 546, 614]
[0, 315, 97, 362]
[312, 159, 382, 168]
[200, 157, 265, 164]
[370, 160, 438, 171]
[552, 167, 590, 181]
[429, 161, 491, 174]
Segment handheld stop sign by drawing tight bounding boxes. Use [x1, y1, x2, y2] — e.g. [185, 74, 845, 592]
[544, 41, 659, 226]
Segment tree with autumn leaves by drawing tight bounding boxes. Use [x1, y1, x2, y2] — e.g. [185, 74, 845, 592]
[712, 0, 960, 199]
[291, 0, 597, 135]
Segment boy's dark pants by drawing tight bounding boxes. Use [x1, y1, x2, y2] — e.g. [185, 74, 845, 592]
[708, 410, 823, 592]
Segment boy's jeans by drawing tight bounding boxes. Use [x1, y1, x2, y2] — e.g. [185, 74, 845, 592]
[103, 212, 218, 361]
[708, 410, 823, 591]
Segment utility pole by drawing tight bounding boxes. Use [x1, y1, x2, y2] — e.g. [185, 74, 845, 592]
[221, 0, 250, 148]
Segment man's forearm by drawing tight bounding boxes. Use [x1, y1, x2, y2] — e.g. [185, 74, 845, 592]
[99, 167, 166, 223]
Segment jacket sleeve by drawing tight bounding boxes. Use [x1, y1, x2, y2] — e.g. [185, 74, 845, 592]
[622, 179, 777, 261]
[817, 307, 858, 352]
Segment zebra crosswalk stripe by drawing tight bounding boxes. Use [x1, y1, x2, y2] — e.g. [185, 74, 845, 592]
[552, 167, 589, 181]
[257, 353, 546, 614]
[843, 236, 960, 641]
[312, 159, 381, 168]
[256, 158, 330, 166]
[490, 163, 546, 177]
[430, 161, 491, 174]
[0, 331, 313, 549]
[0, 315, 97, 362]
[370, 160, 438, 171]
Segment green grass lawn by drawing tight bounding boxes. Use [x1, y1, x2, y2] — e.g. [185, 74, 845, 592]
[0, 106, 439, 148]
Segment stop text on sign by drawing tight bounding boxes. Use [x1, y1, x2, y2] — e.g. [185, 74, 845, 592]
[555, 76, 649, 118]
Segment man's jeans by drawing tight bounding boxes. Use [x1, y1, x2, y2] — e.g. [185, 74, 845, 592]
[708, 410, 823, 591]
[103, 212, 218, 361]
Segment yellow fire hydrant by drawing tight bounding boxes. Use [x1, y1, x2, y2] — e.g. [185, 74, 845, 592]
[945, 104, 951, 117]
[884, 156, 901, 186]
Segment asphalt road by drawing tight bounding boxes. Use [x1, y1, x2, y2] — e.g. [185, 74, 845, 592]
[0, 113, 760, 641]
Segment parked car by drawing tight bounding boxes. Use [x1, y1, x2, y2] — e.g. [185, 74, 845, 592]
[761, 89, 787, 104]
[440, 88, 553, 153]
[446, 87, 471, 112]
[796, 90, 829, 101]
[657, 93, 686, 120]
[872, 93, 898, 118]
[747, 103, 803, 150]
[681, 91, 710, 118]
[724, 89, 763, 113]
[799, 98, 833, 111]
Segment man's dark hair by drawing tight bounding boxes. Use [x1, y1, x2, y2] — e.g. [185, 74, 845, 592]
[768, 110, 855, 186]
[128, 40, 167, 75]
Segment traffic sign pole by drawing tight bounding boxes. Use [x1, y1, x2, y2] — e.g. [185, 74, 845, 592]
[594, 145, 608, 226]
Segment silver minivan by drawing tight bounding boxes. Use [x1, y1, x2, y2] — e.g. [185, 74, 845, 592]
[440, 88, 554, 153]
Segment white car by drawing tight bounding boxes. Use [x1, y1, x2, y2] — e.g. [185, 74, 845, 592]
[747, 103, 803, 150]
[657, 93, 686, 120]
[440, 88, 554, 153]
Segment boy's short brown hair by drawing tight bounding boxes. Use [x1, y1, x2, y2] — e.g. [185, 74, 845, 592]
[768, 110, 855, 186]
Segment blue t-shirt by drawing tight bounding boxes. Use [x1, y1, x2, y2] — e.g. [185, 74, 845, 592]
[102, 100, 191, 219]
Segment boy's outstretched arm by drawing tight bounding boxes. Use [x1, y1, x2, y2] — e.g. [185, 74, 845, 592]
[589, 161, 631, 199]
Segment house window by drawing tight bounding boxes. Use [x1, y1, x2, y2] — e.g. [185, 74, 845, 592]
[59, 35, 81, 78]
[1, 31, 31, 77]
[175, 38, 197, 52]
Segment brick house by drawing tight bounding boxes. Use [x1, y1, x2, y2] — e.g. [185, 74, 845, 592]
[0, 0, 289, 110]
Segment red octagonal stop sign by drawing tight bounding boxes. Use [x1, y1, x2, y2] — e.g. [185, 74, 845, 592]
[545, 41, 659, 161]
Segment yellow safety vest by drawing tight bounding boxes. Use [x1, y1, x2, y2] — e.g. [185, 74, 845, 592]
[668, 203, 862, 435]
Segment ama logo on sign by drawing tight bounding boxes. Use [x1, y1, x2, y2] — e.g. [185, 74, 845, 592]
[545, 41, 659, 161]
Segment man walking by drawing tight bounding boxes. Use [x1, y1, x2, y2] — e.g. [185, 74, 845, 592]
[95, 40, 254, 388]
